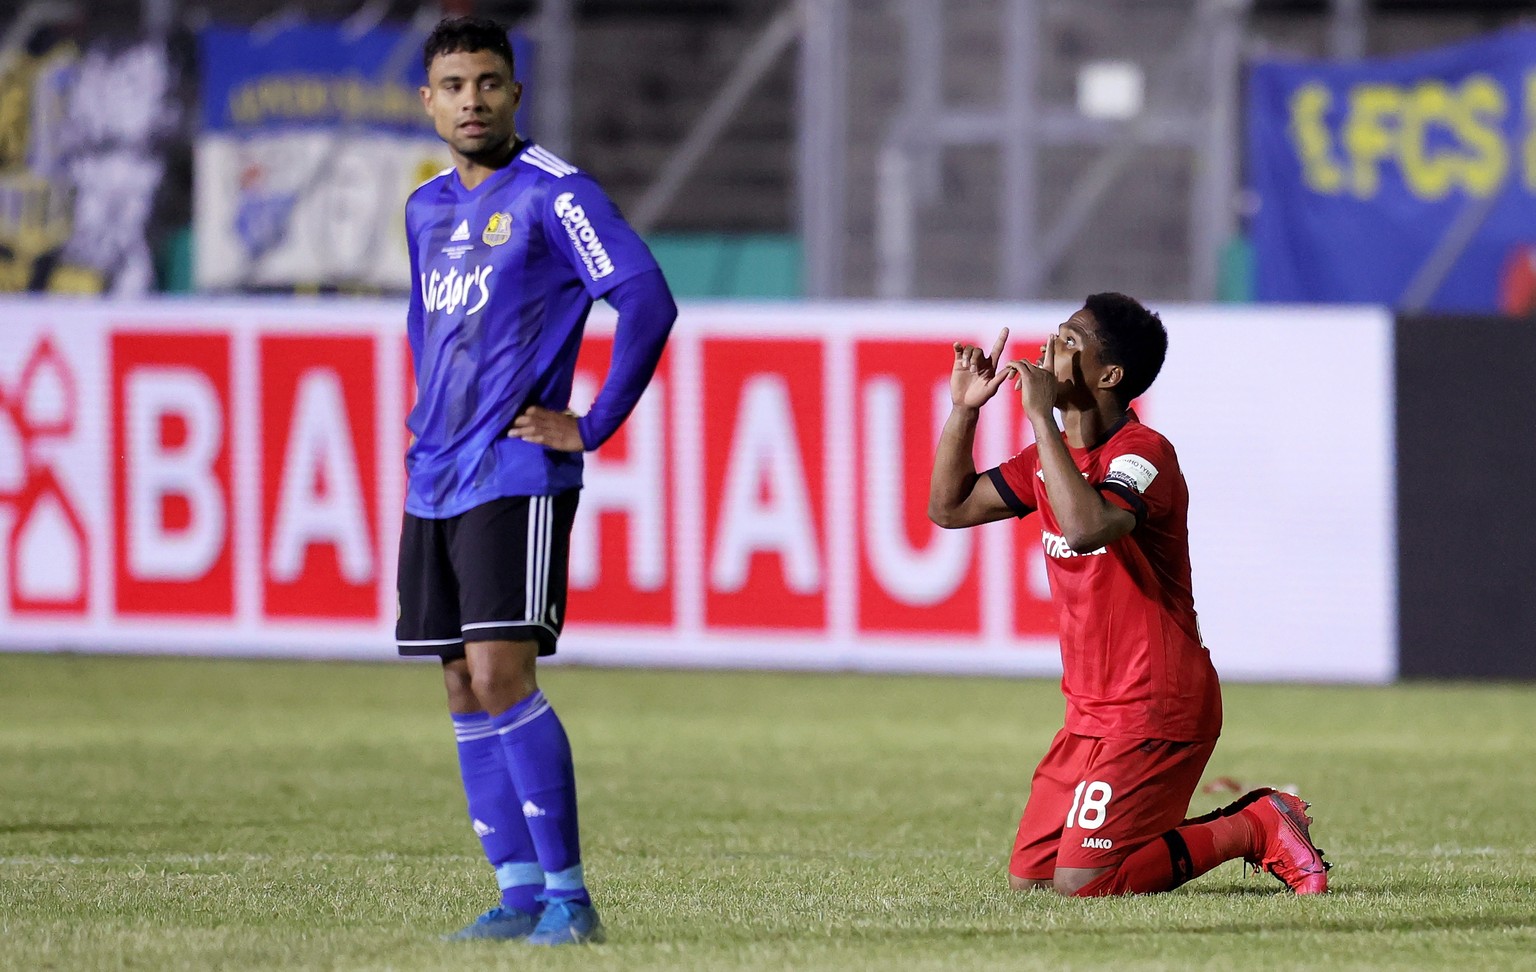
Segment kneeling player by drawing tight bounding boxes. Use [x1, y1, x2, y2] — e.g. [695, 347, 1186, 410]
[927, 294, 1329, 896]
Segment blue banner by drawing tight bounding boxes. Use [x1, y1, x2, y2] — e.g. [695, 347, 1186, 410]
[194, 23, 535, 291]
[199, 24, 536, 135]
[202, 25, 431, 135]
[1248, 28, 1536, 311]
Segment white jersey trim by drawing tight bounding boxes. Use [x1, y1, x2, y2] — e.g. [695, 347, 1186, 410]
[520, 145, 577, 178]
[527, 145, 577, 174]
[413, 166, 454, 192]
[460, 619, 558, 634]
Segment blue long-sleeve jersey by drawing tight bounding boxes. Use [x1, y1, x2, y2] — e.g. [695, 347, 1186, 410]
[403, 141, 674, 518]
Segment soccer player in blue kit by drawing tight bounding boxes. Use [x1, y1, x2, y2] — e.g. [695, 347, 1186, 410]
[396, 18, 676, 945]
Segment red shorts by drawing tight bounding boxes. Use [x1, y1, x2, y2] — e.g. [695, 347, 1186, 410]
[1009, 729, 1216, 879]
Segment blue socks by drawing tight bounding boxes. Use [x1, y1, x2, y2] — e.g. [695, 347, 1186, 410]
[490, 690, 590, 906]
[450, 713, 542, 914]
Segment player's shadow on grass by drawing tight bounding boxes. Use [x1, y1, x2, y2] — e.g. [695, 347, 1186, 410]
[1178, 883, 1320, 896]
[1143, 914, 1536, 936]
[0, 821, 100, 835]
[1180, 876, 1530, 897]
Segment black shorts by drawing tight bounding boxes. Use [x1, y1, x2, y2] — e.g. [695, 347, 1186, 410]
[396, 491, 580, 660]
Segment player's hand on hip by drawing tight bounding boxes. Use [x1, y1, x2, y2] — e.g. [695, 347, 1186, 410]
[508, 406, 584, 452]
[950, 326, 1012, 409]
[1004, 337, 1058, 419]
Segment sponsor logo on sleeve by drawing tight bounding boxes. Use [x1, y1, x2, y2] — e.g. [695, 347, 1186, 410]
[554, 191, 615, 281]
[421, 265, 493, 316]
[482, 212, 512, 246]
[1104, 453, 1159, 494]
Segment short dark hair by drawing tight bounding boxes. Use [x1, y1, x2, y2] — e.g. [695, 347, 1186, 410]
[1084, 292, 1167, 405]
[422, 17, 515, 77]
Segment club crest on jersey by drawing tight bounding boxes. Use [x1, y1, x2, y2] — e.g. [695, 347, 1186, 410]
[482, 212, 512, 246]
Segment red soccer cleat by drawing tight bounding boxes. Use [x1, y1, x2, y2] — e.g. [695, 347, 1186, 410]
[1245, 791, 1331, 894]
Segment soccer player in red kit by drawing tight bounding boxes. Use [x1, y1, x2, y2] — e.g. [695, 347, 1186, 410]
[928, 293, 1329, 897]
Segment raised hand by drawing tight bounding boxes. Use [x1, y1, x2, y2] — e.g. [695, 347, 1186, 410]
[949, 327, 1012, 409]
[1004, 335, 1059, 419]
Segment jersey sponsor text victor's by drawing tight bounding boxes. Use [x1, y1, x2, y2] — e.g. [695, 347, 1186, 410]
[403, 142, 659, 517]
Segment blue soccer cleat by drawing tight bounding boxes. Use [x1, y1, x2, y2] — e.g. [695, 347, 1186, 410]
[443, 905, 541, 941]
[526, 899, 605, 945]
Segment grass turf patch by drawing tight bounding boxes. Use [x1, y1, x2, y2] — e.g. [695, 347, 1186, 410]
[2, 654, 1534, 970]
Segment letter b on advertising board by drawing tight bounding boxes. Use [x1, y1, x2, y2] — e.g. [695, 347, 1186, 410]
[113, 333, 235, 617]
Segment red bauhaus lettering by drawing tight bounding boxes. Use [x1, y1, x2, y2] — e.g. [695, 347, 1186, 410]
[113, 333, 234, 616]
[855, 340, 981, 634]
[260, 336, 380, 620]
[702, 339, 826, 630]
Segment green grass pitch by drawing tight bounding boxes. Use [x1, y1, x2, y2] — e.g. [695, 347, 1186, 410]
[2, 653, 1535, 971]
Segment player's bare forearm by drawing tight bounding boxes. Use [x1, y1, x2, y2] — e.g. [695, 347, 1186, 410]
[929, 405, 981, 526]
[1028, 408, 1134, 551]
[929, 406, 1011, 528]
[931, 329, 1016, 528]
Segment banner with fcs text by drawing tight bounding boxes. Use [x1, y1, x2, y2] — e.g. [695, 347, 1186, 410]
[0, 300, 1395, 683]
[1249, 28, 1536, 312]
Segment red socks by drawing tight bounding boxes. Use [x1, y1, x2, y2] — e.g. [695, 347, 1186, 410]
[1071, 809, 1259, 897]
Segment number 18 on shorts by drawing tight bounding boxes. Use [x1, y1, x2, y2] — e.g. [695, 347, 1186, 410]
[1009, 730, 1216, 879]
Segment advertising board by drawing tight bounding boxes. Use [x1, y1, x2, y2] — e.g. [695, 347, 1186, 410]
[0, 299, 1396, 682]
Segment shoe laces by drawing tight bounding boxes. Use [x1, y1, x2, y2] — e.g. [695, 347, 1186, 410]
[1246, 850, 1332, 879]
[533, 899, 580, 925]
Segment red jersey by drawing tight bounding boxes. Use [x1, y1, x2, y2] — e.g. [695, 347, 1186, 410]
[987, 412, 1221, 742]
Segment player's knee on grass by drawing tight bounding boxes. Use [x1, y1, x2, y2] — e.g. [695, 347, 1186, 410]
[1052, 866, 1110, 896]
[1009, 873, 1053, 891]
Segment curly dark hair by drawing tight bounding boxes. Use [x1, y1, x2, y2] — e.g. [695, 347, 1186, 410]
[1084, 292, 1167, 405]
[422, 17, 515, 76]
